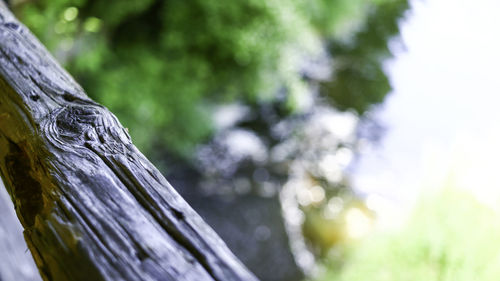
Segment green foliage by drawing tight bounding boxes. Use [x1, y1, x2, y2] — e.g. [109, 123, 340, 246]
[316, 189, 500, 281]
[295, 0, 368, 37]
[14, 0, 408, 156]
[321, 0, 410, 113]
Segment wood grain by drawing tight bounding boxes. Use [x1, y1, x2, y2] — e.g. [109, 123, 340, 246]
[0, 3, 258, 281]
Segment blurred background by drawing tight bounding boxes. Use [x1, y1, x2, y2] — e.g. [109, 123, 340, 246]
[3, 0, 500, 280]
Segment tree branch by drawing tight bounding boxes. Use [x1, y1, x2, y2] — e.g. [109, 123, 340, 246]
[0, 5, 257, 281]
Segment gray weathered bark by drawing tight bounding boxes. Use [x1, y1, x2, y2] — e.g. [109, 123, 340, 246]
[0, 2, 258, 281]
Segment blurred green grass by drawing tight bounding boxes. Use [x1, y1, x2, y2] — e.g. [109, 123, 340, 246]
[314, 188, 500, 281]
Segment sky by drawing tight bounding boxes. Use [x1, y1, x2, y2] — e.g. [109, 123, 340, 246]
[352, 0, 500, 224]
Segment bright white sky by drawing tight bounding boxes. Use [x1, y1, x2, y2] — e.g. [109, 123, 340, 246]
[352, 0, 500, 219]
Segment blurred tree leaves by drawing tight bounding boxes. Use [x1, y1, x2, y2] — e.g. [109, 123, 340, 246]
[14, 0, 408, 157]
[321, 0, 409, 113]
[12, 0, 410, 268]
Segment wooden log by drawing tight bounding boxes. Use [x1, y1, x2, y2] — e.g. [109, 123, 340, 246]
[0, 3, 258, 281]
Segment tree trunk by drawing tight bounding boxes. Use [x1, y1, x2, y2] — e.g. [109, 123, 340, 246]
[0, 2, 258, 281]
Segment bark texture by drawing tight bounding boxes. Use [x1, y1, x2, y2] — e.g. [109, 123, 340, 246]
[0, 3, 258, 281]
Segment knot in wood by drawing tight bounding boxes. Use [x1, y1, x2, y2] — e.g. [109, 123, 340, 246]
[43, 105, 131, 154]
[55, 106, 100, 142]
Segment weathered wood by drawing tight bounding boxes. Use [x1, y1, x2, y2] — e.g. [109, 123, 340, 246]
[0, 3, 258, 281]
[0, 179, 42, 281]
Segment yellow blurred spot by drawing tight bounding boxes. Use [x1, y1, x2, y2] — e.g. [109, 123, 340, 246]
[345, 208, 372, 239]
[84, 17, 102, 33]
[63, 7, 78, 22]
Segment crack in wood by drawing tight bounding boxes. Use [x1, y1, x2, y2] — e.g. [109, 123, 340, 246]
[4, 139, 43, 227]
